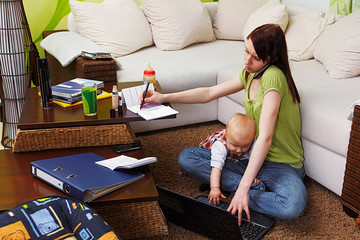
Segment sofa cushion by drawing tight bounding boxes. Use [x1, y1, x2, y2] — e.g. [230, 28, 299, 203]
[40, 31, 108, 67]
[212, 0, 268, 40]
[286, 11, 335, 61]
[313, 10, 360, 79]
[69, 0, 153, 58]
[142, 0, 215, 51]
[243, 1, 288, 39]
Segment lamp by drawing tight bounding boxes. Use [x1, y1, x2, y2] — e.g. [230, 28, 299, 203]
[0, 0, 38, 148]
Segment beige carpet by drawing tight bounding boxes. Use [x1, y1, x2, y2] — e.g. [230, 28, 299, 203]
[136, 121, 360, 239]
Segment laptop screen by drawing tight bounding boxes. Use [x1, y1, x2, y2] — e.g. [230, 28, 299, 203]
[157, 186, 244, 240]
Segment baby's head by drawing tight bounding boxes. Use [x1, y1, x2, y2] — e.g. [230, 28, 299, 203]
[225, 113, 256, 154]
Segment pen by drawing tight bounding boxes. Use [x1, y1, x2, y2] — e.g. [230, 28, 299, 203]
[140, 82, 150, 109]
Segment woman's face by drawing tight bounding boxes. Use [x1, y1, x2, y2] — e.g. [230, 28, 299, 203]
[244, 39, 268, 74]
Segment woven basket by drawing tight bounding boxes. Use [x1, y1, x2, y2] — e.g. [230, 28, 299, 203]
[76, 57, 117, 82]
[342, 105, 360, 216]
[92, 200, 169, 239]
[13, 123, 134, 152]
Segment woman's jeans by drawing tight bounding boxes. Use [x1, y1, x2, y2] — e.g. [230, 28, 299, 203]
[178, 147, 307, 220]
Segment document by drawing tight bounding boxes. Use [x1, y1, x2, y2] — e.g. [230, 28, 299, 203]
[96, 155, 157, 170]
[121, 84, 179, 121]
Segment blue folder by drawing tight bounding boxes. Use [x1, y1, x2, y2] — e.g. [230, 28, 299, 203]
[31, 152, 144, 202]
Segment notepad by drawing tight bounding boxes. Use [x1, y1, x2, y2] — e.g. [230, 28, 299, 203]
[96, 155, 157, 169]
[121, 84, 179, 121]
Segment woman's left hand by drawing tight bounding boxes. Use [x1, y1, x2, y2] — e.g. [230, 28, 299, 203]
[227, 185, 251, 225]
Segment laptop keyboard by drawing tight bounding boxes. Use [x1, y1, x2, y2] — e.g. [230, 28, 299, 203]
[196, 195, 266, 240]
[239, 220, 266, 240]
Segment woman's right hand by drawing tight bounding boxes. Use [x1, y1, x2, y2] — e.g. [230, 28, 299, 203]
[141, 89, 164, 104]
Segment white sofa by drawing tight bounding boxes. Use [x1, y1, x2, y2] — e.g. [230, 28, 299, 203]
[42, 0, 360, 196]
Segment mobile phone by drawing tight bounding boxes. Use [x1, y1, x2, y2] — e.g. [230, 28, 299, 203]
[113, 140, 142, 153]
[253, 64, 270, 79]
[81, 51, 112, 60]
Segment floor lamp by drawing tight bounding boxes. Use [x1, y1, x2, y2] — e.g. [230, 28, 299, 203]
[0, 0, 38, 148]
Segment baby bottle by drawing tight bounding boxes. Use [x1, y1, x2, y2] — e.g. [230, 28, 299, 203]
[143, 63, 156, 90]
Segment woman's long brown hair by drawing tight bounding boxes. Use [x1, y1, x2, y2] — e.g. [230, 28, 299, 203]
[246, 24, 300, 104]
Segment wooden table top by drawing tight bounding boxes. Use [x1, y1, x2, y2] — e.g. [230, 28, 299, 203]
[0, 146, 158, 212]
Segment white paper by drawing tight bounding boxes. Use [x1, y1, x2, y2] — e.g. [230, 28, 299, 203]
[121, 84, 179, 120]
[96, 155, 157, 169]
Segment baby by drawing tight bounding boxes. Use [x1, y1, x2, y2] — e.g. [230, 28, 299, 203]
[199, 113, 261, 205]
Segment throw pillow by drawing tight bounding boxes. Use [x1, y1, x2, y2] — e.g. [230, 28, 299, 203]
[313, 11, 360, 78]
[142, 0, 215, 51]
[69, 0, 153, 57]
[40, 31, 108, 67]
[212, 0, 269, 40]
[286, 11, 335, 61]
[242, 1, 288, 40]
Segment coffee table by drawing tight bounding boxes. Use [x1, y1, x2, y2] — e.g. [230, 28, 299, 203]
[0, 145, 168, 239]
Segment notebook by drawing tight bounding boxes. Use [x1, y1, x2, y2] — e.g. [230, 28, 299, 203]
[157, 186, 275, 240]
[121, 84, 179, 121]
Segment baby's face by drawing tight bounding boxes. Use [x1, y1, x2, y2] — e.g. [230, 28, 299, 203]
[226, 132, 252, 154]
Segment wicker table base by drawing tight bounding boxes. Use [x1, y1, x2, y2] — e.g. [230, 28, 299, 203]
[342, 105, 360, 217]
[12, 123, 134, 152]
[93, 200, 169, 239]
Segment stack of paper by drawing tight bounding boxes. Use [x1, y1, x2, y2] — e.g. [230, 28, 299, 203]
[51, 78, 106, 107]
[96, 155, 157, 169]
[121, 84, 179, 121]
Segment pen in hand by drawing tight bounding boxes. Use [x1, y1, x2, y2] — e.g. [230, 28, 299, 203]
[140, 82, 150, 109]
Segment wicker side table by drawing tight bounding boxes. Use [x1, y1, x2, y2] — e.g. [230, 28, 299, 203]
[342, 105, 360, 218]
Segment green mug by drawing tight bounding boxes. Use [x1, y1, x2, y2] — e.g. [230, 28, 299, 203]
[81, 82, 97, 116]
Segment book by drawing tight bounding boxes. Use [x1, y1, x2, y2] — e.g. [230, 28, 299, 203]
[121, 84, 179, 121]
[52, 78, 104, 99]
[52, 90, 111, 108]
[96, 155, 157, 170]
[52, 95, 83, 104]
[31, 152, 144, 202]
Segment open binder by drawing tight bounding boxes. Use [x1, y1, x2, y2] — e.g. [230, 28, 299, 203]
[31, 152, 144, 202]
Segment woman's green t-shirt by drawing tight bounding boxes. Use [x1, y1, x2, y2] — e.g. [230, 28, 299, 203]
[239, 66, 304, 168]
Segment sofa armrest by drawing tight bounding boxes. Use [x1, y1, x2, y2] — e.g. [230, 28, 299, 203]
[42, 30, 117, 88]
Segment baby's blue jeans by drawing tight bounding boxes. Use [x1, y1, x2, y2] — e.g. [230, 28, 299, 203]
[178, 147, 307, 220]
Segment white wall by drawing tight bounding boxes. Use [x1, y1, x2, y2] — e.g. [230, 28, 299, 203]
[282, 0, 329, 12]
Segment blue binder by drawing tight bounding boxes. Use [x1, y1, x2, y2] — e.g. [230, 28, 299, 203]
[31, 152, 144, 202]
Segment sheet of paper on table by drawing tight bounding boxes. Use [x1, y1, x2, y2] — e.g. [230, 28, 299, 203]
[96, 155, 157, 169]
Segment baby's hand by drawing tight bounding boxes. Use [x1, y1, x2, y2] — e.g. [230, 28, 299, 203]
[208, 188, 226, 206]
[253, 177, 261, 184]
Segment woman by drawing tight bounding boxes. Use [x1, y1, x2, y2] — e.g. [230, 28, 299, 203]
[143, 24, 307, 224]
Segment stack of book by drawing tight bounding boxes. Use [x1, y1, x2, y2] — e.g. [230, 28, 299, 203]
[51, 78, 111, 108]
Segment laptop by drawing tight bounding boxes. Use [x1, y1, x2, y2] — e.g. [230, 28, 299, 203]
[157, 186, 275, 240]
